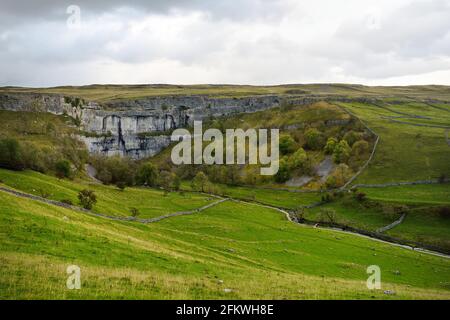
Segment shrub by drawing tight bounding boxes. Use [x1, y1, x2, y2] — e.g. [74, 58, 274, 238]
[0, 138, 23, 170]
[288, 148, 308, 170]
[321, 192, 334, 203]
[343, 130, 362, 146]
[55, 159, 72, 179]
[325, 164, 352, 188]
[78, 189, 97, 210]
[354, 191, 367, 202]
[304, 128, 324, 150]
[136, 162, 158, 186]
[274, 158, 291, 183]
[293, 208, 305, 221]
[116, 181, 126, 191]
[91, 156, 135, 188]
[191, 171, 210, 192]
[318, 208, 337, 223]
[332, 140, 351, 164]
[159, 170, 177, 192]
[351, 140, 370, 158]
[279, 135, 296, 155]
[324, 137, 338, 154]
[130, 207, 140, 218]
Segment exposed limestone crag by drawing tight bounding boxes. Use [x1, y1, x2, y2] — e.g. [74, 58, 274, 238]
[0, 93, 281, 158]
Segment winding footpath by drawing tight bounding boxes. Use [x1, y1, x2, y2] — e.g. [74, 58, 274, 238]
[1, 183, 449, 259]
[0, 186, 227, 224]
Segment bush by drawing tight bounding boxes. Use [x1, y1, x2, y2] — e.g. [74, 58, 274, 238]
[116, 181, 127, 191]
[324, 137, 338, 154]
[288, 148, 309, 170]
[279, 135, 296, 155]
[136, 162, 158, 186]
[318, 208, 337, 223]
[130, 207, 140, 218]
[0, 138, 23, 170]
[78, 189, 97, 210]
[191, 171, 210, 192]
[293, 208, 305, 221]
[304, 128, 324, 150]
[325, 164, 353, 188]
[351, 140, 370, 158]
[332, 140, 351, 164]
[274, 158, 291, 183]
[55, 159, 73, 179]
[321, 192, 334, 203]
[354, 191, 367, 202]
[91, 156, 135, 188]
[343, 131, 362, 146]
[159, 170, 178, 192]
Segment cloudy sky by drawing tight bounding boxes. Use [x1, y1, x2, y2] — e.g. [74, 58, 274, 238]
[1, 0, 449, 87]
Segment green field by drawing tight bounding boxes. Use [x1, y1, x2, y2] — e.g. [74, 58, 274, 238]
[1, 187, 449, 299]
[2, 84, 450, 102]
[360, 184, 450, 205]
[336, 101, 450, 184]
[0, 169, 214, 219]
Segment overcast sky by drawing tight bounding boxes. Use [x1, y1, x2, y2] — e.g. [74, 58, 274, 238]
[0, 0, 449, 87]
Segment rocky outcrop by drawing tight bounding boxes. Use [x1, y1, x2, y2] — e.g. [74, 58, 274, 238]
[0, 92, 380, 159]
[0, 93, 282, 158]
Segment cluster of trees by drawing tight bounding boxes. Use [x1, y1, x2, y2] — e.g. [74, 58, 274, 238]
[324, 131, 370, 166]
[324, 163, 353, 188]
[276, 147, 313, 182]
[0, 137, 87, 179]
[91, 156, 181, 192]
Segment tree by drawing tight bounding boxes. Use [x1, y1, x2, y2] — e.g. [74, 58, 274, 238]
[304, 128, 324, 150]
[274, 158, 291, 183]
[55, 159, 72, 179]
[224, 165, 241, 185]
[351, 140, 369, 158]
[130, 207, 140, 218]
[191, 171, 210, 192]
[324, 137, 338, 154]
[279, 134, 296, 155]
[159, 170, 177, 192]
[78, 189, 97, 210]
[332, 140, 351, 164]
[0, 138, 23, 170]
[172, 174, 181, 191]
[318, 208, 337, 223]
[289, 148, 308, 170]
[343, 130, 362, 147]
[325, 163, 352, 188]
[136, 162, 158, 186]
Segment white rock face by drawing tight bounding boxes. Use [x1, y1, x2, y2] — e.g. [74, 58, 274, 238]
[0, 93, 283, 159]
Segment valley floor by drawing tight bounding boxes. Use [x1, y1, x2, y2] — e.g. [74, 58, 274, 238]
[1, 177, 449, 299]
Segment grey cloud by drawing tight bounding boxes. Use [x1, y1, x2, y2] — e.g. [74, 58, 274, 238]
[0, 0, 288, 24]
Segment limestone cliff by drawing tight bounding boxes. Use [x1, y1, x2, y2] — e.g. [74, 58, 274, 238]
[0, 93, 281, 158]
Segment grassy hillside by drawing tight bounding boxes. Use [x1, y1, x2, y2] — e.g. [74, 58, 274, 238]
[1, 187, 449, 299]
[360, 184, 450, 205]
[0, 169, 214, 219]
[150, 101, 374, 189]
[1, 84, 450, 300]
[335, 101, 450, 184]
[1, 84, 450, 102]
